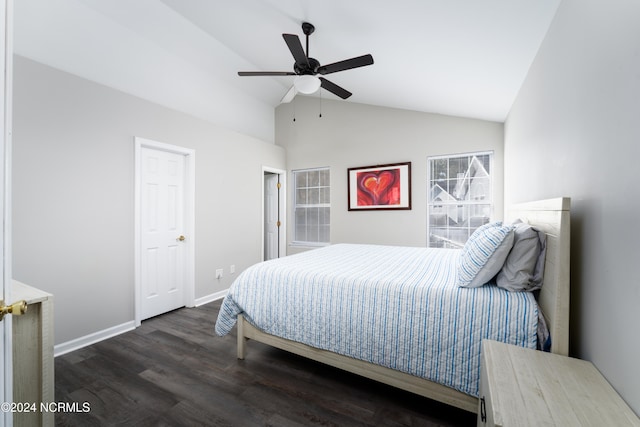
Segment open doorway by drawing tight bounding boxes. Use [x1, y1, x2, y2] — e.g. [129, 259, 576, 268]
[263, 167, 286, 261]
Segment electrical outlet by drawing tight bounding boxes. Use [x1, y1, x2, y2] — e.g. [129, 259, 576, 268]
[230, 264, 235, 274]
[216, 269, 223, 279]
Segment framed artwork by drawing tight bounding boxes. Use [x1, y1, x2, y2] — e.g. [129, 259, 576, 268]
[347, 162, 411, 211]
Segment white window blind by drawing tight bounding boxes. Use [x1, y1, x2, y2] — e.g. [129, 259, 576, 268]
[293, 167, 330, 245]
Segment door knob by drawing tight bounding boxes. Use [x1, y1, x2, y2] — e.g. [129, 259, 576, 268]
[177, 235, 186, 242]
[0, 300, 27, 322]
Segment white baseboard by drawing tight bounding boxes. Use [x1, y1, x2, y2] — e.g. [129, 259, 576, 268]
[194, 289, 228, 307]
[54, 321, 136, 357]
[54, 290, 228, 357]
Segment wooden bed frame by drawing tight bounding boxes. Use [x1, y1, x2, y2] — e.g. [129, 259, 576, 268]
[236, 197, 571, 413]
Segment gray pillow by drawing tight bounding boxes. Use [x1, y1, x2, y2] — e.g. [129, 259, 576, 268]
[495, 220, 546, 292]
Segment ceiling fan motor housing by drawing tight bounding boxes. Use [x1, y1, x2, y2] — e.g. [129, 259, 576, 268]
[294, 57, 320, 75]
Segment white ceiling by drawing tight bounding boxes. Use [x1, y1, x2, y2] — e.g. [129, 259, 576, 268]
[14, 0, 561, 142]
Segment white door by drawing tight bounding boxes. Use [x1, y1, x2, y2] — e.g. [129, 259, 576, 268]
[140, 147, 187, 320]
[264, 173, 280, 260]
[1, 1, 12, 425]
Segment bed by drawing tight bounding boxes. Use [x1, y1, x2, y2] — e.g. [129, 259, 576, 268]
[215, 197, 570, 412]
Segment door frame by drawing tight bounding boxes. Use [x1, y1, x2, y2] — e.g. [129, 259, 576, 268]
[1, 0, 11, 424]
[134, 137, 195, 327]
[262, 166, 286, 260]
[0, 0, 13, 427]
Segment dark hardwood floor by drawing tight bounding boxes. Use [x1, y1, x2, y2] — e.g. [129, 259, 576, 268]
[55, 300, 476, 426]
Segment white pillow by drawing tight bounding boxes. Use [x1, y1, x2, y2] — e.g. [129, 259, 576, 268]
[457, 221, 515, 288]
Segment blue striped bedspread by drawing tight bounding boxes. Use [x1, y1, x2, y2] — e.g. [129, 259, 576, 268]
[215, 243, 539, 397]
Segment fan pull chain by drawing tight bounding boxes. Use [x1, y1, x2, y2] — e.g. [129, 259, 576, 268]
[319, 89, 323, 118]
[293, 97, 296, 122]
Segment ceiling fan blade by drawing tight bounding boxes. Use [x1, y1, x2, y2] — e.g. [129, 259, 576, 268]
[283, 33, 309, 67]
[280, 86, 297, 104]
[319, 77, 352, 99]
[317, 54, 374, 75]
[238, 71, 296, 76]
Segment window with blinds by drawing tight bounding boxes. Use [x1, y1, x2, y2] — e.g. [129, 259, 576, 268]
[293, 167, 330, 245]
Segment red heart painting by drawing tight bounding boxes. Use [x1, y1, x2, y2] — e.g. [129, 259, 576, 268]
[357, 169, 401, 206]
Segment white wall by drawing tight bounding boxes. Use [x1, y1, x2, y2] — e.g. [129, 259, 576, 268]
[276, 97, 504, 252]
[12, 56, 285, 344]
[14, 0, 277, 143]
[505, 0, 640, 413]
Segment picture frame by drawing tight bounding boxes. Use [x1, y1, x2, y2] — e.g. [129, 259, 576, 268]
[347, 162, 412, 211]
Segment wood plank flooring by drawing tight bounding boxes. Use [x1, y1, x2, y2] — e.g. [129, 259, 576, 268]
[55, 300, 476, 426]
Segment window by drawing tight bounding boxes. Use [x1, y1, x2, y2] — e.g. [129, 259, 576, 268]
[427, 152, 493, 248]
[293, 167, 330, 245]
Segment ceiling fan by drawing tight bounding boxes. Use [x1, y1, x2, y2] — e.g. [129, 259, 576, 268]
[238, 22, 374, 103]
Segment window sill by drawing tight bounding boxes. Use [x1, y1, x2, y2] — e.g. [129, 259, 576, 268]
[289, 242, 330, 249]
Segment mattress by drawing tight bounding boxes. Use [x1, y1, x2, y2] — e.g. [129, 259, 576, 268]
[215, 243, 539, 397]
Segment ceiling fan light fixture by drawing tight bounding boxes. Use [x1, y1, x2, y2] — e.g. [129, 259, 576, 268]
[294, 75, 321, 94]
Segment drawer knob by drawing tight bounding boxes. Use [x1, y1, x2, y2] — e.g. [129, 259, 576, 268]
[0, 299, 28, 321]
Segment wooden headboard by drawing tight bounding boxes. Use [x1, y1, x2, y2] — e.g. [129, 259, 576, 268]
[506, 197, 571, 356]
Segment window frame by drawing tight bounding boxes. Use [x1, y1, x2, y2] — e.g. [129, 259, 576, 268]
[426, 151, 494, 248]
[291, 167, 331, 247]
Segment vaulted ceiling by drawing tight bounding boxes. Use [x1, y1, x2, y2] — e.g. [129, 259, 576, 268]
[14, 0, 561, 142]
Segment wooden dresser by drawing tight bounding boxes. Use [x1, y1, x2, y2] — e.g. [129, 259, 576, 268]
[478, 339, 639, 427]
[12, 280, 54, 427]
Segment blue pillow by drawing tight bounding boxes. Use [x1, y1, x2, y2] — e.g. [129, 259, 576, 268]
[457, 221, 515, 288]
